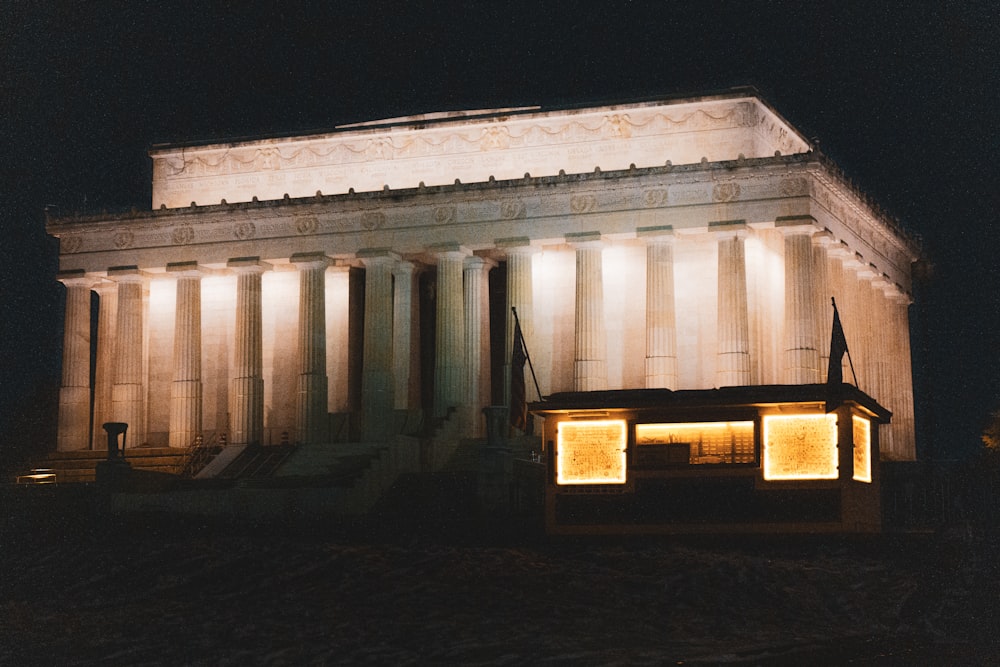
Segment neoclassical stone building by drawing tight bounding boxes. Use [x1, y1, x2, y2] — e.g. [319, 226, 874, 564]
[47, 88, 919, 464]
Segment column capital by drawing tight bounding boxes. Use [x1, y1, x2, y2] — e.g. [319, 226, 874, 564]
[636, 225, 675, 242]
[107, 265, 149, 283]
[227, 256, 271, 273]
[429, 242, 471, 259]
[57, 269, 96, 288]
[495, 237, 539, 254]
[392, 260, 418, 279]
[709, 220, 749, 239]
[290, 252, 332, 270]
[166, 261, 209, 277]
[464, 255, 497, 271]
[357, 248, 400, 267]
[774, 215, 820, 236]
[811, 228, 836, 246]
[565, 231, 603, 247]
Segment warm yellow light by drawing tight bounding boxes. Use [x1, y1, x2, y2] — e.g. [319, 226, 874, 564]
[762, 414, 838, 480]
[636, 421, 755, 464]
[852, 416, 872, 483]
[556, 419, 628, 485]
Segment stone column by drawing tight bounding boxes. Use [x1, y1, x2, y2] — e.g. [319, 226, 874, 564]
[291, 253, 330, 445]
[812, 230, 834, 380]
[359, 250, 397, 441]
[714, 223, 751, 387]
[432, 244, 469, 418]
[568, 232, 607, 392]
[167, 262, 203, 448]
[57, 271, 94, 451]
[639, 228, 678, 389]
[392, 261, 419, 410]
[777, 217, 821, 384]
[92, 280, 117, 449]
[464, 256, 495, 435]
[499, 239, 536, 411]
[228, 258, 269, 447]
[110, 266, 147, 449]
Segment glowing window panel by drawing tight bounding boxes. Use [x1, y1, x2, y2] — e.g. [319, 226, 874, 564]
[762, 414, 838, 481]
[852, 415, 872, 483]
[556, 420, 628, 485]
[635, 421, 755, 464]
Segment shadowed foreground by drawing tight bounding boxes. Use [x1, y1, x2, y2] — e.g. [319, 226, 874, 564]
[1, 487, 998, 664]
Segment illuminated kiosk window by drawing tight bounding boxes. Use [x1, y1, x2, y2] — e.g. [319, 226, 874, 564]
[853, 415, 872, 483]
[762, 414, 838, 480]
[556, 419, 628, 485]
[635, 422, 755, 465]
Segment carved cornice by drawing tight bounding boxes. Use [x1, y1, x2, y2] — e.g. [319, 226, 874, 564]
[48, 153, 917, 291]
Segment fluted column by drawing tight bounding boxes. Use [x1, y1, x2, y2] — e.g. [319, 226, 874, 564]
[228, 258, 269, 446]
[167, 262, 203, 448]
[714, 224, 751, 387]
[92, 280, 117, 449]
[432, 244, 469, 417]
[392, 261, 418, 410]
[778, 218, 821, 384]
[110, 267, 147, 449]
[888, 290, 916, 459]
[812, 231, 834, 380]
[640, 228, 678, 389]
[359, 250, 397, 441]
[464, 256, 495, 435]
[57, 271, 94, 451]
[500, 240, 536, 413]
[569, 233, 607, 391]
[291, 253, 330, 444]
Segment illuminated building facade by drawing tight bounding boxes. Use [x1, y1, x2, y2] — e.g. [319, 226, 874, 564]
[47, 88, 919, 490]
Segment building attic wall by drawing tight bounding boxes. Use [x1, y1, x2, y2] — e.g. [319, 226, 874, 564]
[149, 91, 811, 210]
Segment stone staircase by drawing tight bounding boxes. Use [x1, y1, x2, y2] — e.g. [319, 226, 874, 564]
[17, 448, 190, 484]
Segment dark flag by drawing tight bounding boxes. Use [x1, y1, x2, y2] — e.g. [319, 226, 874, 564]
[826, 298, 849, 412]
[827, 298, 848, 386]
[510, 320, 528, 431]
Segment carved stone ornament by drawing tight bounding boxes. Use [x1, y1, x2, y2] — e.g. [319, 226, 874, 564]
[113, 230, 134, 249]
[712, 182, 741, 202]
[479, 126, 511, 151]
[233, 221, 256, 240]
[642, 188, 669, 207]
[295, 216, 319, 235]
[499, 200, 526, 220]
[361, 211, 386, 231]
[171, 224, 195, 245]
[433, 206, 456, 224]
[61, 235, 82, 254]
[779, 177, 809, 197]
[570, 194, 597, 214]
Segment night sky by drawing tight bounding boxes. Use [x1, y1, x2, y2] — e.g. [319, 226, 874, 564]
[2, 1, 998, 461]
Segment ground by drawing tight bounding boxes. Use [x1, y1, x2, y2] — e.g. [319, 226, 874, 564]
[1, 487, 998, 665]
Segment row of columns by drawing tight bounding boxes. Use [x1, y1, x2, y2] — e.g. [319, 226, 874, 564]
[56, 222, 914, 455]
[57, 245, 501, 451]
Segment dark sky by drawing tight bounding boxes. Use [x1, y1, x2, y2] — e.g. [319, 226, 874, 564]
[2, 1, 998, 459]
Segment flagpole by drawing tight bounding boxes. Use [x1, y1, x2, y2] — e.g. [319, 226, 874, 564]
[511, 307, 543, 402]
[831, 297, 860, 388]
